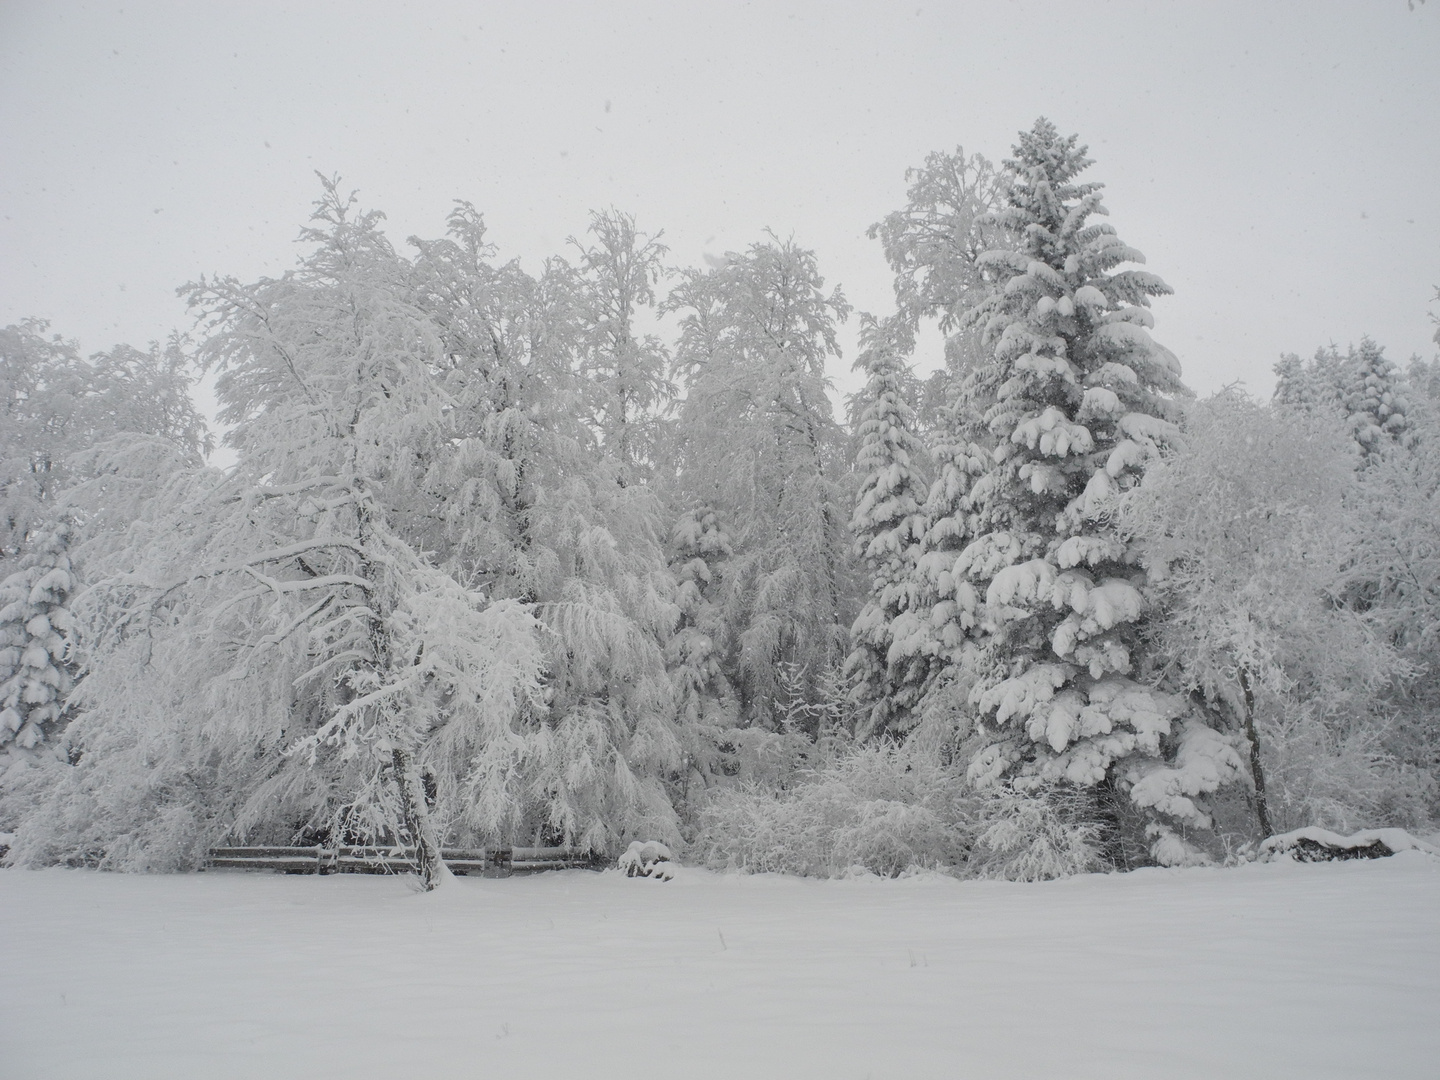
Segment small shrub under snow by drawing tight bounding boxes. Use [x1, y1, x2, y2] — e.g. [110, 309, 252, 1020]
[691, 744, 1106, 881]
[691, 744, 972, 878]
[966, 786, 1105, 881]
[618, 840, 675, 880]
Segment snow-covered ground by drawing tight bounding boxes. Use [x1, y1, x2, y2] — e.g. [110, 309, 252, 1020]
[2, 855, 1437, 1080]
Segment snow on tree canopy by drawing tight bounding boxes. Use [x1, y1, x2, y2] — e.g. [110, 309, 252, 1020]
[664, 235, 855, 730]
[9, 180, 690, 881]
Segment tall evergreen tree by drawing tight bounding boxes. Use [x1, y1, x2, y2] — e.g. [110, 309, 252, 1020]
[888, 374, 993, 743]
[942, 120, 1209, 858]
[844, 317, 930, 737]
[666, 504, 741, 805]
[864, 147, 1011, 744]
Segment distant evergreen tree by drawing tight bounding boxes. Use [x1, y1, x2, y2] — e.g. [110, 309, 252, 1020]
[1273, 347, 1343, 413]
[1341, 337, 1413, 459]
[1276, 339, 1414, 460]
[844, 317, 930, 737]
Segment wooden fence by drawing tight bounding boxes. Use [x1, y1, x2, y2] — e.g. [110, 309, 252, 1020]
[205, 845, 600, 877]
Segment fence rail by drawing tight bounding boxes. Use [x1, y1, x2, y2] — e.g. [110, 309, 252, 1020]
[205, 845, 600, 877]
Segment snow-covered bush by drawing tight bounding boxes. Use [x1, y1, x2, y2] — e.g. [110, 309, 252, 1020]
[1261, 709, 1436, 835]
[692, 743, 1109, 881]
[692, 744, 972, 877]
[618, 840, 675, 880]
[966, 784, 1105, 881]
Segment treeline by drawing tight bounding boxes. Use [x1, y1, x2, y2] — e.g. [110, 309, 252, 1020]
[2, 119, 1436, 884]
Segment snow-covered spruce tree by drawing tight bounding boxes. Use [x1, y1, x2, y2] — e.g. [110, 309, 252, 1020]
[666, 505, 741, 808]
[665, 236, 859, 730]
[1272, 346, 1344, 414]
[887, 374, 992, 747]
[947, 119, 1210, 864]
[407, 202, 684, 852]
[862, 147, 1010, 746]
[0, 528, 77, 766]
[1275, 339, 1413, 461]
[844, 316, 930, 737]
[1340, 337, 1413, 460]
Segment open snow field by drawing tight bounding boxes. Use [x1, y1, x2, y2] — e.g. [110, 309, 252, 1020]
[2, 855, 1437, 1080]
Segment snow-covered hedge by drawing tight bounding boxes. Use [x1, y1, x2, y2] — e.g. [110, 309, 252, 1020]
[691, 744, 1103, 881]
[1261, 712, 1438, 836]
[692, 745, 970, 878]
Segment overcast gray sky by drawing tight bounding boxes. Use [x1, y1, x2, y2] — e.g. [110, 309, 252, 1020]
[2, 0, 1437, 419]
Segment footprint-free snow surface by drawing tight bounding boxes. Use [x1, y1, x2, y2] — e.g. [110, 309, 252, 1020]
[2, 855, 1437, 1079]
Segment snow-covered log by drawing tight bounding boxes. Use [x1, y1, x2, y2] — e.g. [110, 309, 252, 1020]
[1259, 827, 1439, 863]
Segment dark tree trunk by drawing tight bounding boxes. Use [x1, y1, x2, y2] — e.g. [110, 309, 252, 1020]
[1238, 666, 1273, 839]
[392, 744, 448, 891]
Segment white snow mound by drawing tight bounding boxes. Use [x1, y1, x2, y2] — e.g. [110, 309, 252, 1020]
[618, 840, 675, 880]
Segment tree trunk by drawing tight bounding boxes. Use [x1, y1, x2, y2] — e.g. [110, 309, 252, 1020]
[392, 744, 448, 891]
[348, 479, 449, 891]
[1237, 666, 1273, 839]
